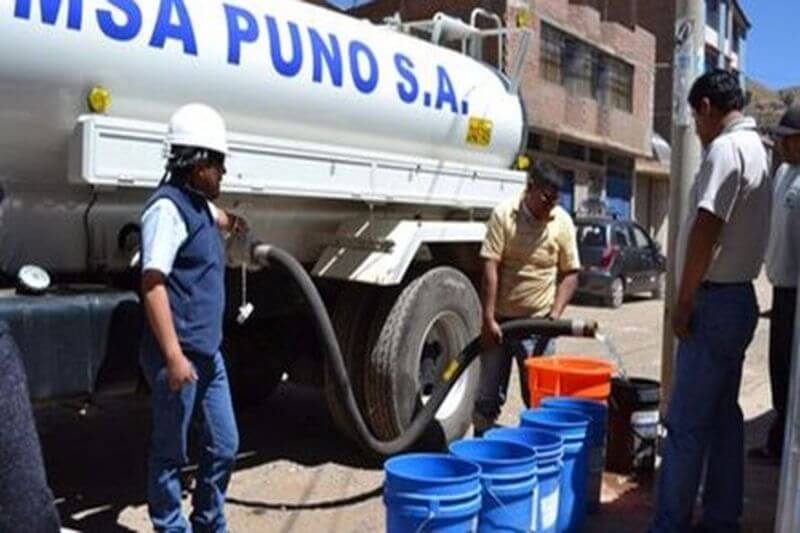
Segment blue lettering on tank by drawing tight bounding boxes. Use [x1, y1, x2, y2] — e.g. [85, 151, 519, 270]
[308, 28, 343, 87]
[393, 53, 418, 104]
[223, 4, 258, 66]
[97, 0, 142, 42]
[13, 0, 470, 116]
[149, 0, 197, 56]
[14, 0, 83, 30]
[435, 66, 458, 113]
[265, 15, 303, 78]
[349, 40, 378, 94]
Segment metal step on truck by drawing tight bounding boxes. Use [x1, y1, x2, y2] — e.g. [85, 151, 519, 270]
[0, 0, 532, 448]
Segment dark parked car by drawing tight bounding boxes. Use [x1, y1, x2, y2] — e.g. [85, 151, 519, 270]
[575, 217, 666, 308]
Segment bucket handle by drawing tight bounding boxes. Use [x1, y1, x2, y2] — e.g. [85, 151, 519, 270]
[414, 507, 437, 533]
[482, 478, 526, 532]
[407, 497, 440, 533]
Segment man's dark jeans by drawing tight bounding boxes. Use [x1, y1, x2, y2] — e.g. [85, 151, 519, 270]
[474, 316, 555, 426]
[767, 287, 797, 455]
[651, 283, 758, 532]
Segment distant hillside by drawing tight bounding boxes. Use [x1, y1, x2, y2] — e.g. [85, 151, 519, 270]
[747, 78, 779, 103]
[778, 86, 800, 107]
[746, 78, 792, 130]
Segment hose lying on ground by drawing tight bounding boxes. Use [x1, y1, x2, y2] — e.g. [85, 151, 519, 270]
[252, 244, 598, 456]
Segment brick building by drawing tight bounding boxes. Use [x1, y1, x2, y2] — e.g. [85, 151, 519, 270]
[591, 0, 750, 143]
[573, 0, 752, 246]
[310, 0, 661, 239]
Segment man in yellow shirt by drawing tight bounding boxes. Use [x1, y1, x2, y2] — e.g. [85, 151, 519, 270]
[473, 160, 581, 435]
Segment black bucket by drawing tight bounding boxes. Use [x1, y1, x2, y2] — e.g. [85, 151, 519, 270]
[605, 377, 660, 475]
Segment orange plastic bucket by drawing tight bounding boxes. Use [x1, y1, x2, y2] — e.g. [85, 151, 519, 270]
[525, 356, 614, 407]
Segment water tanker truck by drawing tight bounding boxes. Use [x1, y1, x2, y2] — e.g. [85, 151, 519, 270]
[0, 0, 538, 447]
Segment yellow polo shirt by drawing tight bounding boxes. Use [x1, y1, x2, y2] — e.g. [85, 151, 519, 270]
[480, 195, 580, 318]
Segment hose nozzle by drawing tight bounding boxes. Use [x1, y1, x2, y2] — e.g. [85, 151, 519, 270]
[500, 317, 598, 341]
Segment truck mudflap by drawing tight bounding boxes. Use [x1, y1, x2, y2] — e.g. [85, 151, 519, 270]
[0, 291, 142, 401]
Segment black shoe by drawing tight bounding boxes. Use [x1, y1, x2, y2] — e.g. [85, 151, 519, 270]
[747, 445, 782, 465]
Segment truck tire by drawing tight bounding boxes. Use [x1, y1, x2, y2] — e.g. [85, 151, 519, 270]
[323, 284, 382, 437]
[363, 267, 481, 445]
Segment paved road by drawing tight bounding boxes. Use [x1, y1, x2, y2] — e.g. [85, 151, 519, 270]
[38, 277, 778, 532]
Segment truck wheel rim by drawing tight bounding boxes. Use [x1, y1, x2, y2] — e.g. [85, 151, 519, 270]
[416, 310, 470, 421]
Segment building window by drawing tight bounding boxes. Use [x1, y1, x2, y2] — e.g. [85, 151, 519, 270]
[563, 38, 593, 97]
[558, 140, 586, 161]
[706, 0, 720, 25]
[528, 133, 543, 151]
[592, 50, 610, 104]
[732, 26, 742, 52]
[590, 148, 605, 165]
[705, 47, 720, 72]
[540, 24, 562, 83]
[539, 22, 634, 112]
[608, 58, 634, 112]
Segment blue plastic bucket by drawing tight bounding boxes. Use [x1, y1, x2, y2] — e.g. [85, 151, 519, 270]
[484, 427, 565, 533]
[541, 397, 608, 513]
[384, 453, 482, 533]
[449, 439, 537, 533]
[521, 408, 591, 533]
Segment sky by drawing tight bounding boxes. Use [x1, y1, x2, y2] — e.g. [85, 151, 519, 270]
[738, 0, 799, 89]
[326, 0, 375, 10]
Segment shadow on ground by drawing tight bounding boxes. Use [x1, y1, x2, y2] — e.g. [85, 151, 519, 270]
[38, 383, 380, 532]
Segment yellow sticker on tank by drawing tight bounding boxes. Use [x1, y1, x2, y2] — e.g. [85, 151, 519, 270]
[466, 117, 493, 147]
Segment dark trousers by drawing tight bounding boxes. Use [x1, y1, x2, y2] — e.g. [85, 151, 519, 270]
[474, 316, 555, 424]
[651, 283, 758, 532]
[768, 287, 797, 454]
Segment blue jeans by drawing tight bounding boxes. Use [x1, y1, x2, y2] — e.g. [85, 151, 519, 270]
[651, 283, 758, 533]
[474, 323, 555, 424]
[140, 340, 239, 533]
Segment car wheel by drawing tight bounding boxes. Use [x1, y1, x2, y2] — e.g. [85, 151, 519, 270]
[606, 277, 624, 308]
[652, 273, 665, 300]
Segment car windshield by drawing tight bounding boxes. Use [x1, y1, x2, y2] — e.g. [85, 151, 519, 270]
[577, 223, 607, 247]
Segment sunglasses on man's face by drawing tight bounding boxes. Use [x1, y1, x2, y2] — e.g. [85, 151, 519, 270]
[540, 190, 559, 205]
[527, 185, 558, 205]
[206, 152, 227, 173]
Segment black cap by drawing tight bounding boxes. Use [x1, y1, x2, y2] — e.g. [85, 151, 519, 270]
[769, 105, 800, 138]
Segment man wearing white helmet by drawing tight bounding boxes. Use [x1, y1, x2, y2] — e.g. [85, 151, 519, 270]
[139, 103, 244, 532]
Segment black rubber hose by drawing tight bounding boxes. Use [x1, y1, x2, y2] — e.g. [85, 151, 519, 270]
[253, 244, 598, 456]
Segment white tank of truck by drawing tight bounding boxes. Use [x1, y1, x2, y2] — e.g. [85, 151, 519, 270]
[0, 0, 532, 446]
[0, 0, 524, 181]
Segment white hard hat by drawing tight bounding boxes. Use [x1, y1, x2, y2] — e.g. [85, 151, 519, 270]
[166, 103, 229, 155]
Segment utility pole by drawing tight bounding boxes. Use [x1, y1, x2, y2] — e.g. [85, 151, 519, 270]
[660, 0, 705, 408]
